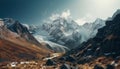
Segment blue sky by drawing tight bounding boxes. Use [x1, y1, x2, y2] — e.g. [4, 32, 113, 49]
[0, 0, 120, 25]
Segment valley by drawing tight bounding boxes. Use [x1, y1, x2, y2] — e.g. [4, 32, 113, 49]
[0, 8, 120, 69]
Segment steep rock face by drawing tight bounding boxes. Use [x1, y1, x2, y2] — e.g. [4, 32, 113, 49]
[3, 18, 41, 46]
[63, 10, 120, 64]
[0, 19, 19, 39]
[32, 17, 105, 49]
[95, 12, 120, 53]
[43, 18, 81, 49]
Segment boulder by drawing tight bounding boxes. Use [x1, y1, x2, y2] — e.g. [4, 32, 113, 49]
[94, 64, 104, 69]
[60, 64, 70, 69]
[106, 64, 115, 69]
[46, 59, 56, 66]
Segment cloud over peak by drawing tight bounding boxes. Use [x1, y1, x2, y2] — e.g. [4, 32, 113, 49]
[61, 10, 70, 19]
[46, 10, 96, 26]
[49, 10, 71, 21]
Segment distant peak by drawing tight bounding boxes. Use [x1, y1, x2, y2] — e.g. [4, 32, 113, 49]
[112, 9, 120, 19]
[95, 18, 103, 22]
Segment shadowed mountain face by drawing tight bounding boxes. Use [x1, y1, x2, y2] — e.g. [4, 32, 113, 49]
[0, 19, 51, 63]
[61, 10, 120, 64]
[3, 18, 41, 46]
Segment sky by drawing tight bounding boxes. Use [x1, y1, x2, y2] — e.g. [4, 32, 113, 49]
[0, 0, 120, 25]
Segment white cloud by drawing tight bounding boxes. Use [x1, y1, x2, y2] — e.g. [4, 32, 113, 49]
[61, 10, 70, 19]
[49, 10, 71, 21]
[47, 10, 96, 26]
[49, 14, 60, 21]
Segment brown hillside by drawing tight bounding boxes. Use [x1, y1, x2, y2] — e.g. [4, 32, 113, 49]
[0, 38, 51, 63]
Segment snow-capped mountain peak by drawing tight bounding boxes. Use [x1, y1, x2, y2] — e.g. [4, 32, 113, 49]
[30, 17, 105, 49]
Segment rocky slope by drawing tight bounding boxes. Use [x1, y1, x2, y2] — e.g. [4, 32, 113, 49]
[0, 19, 51, 63]
[61, 10, 120, 65]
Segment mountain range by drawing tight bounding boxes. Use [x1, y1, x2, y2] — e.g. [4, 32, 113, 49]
[28, 15, 105, 50]
[0, 9, 120, 69]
